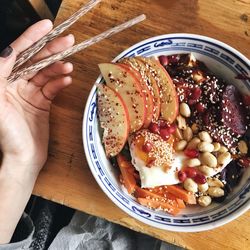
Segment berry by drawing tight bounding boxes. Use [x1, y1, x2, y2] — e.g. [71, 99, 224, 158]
[239, 157, 250, 168]
[191, 87, 202, 100]
[196, 103, 205, 113]
[159, 55, 169, 66]
[188, 99, 197, 106]
[149, 122, 160, 134]
[193, 173, 207, 184]
[178, 170, 187, 182]
[160, 128, 170, 141]
[159, 119, 169, 128]
[167, 55, 179, 64]
[168, 123, 177, 134]
[243, 95, 250, 106]
[142, 141, 153, 153]
[184, 149, 199, 158]
[184, 167, 197, 178]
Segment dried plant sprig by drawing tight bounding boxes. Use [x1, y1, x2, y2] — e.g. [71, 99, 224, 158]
[13, 0, 101, 71]
[8, 14, 146, 84]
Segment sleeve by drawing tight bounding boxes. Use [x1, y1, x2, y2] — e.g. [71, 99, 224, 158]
[0, 213, 34, 250]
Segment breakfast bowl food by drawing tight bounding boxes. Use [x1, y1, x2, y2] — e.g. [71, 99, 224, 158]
[83, 34, 250, 232]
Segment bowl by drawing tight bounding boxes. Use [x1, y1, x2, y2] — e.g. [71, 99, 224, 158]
[82, 33, 250, 232]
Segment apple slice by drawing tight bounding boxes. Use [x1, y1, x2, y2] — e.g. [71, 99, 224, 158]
[99, 63, 146, 133]
[138, 57, 179, 124]
[97, 84, 129, 157]
[120, 57, 161, 123]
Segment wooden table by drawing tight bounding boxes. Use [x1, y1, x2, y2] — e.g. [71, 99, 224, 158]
[33, 0, 250, 249]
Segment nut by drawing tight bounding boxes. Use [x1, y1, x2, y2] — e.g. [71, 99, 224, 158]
[191, 123, 199, 134]
[198, 183, 209, 193]
[174, 140, 187, 151]
[184, 178, 198, 193]
[208, 187, 224, 197]
[238, 140, 248, 154]
[198, 165, 214, 176]
[183, 127, 193, 141]
[218, 145, 228, 153]
[198, 196, 212, 207]
[212, 142, 221, 152]
[197, 142, 214, 152]
[180, 103, 191, 117]
[200, 152, 217, 168]
[176, 115, 187, 130]
[174, 128, 183, 140]
[207, 178, 224, 188]
[198, 131, 212, 143]
[186, 158, 201, 167]
[187, 137, 201, 149]
[217, 152, 231, 166]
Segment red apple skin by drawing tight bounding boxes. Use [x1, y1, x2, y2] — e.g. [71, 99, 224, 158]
[97, 84, 129, 157]
[119, 57, 155, 128]
[138, 57, 179, 124]
[119, 57, 161, 124]
[99, 63, 146, 133]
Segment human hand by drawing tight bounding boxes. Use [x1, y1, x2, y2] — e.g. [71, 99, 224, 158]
[0, 19, 74, 179]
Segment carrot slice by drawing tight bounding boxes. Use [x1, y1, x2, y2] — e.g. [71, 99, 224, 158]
[137, 198, 180, 216]
[165, 185, 197, 204]
[117, 154, 136, 194]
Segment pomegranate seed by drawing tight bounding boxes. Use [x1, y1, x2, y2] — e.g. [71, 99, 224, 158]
[142, 141, 153, 152]
[167, 55, 179, 64]
[184, 149, 199, 158]
[149, 122, 160, 134]
[159, 119, 169, 128]
[243, 95, 250, 106]
[196, 103, 205, 113]
[159, 55, 169, 66]
[191, 87, 202, 100]
[184, 167, 197, 178]
[193, 173, 207, 184]
[160, 128, 170, 141]
[168, 123, 177, 134]
[188, 99, 197, 106]
[178, 170, 187, 182]
[239, 157, 250, 168]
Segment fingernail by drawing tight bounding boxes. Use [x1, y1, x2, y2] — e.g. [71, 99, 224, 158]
[0, 46, 13, 58]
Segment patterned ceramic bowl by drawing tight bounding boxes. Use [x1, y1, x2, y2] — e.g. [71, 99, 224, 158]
[83, 34, 250, 232]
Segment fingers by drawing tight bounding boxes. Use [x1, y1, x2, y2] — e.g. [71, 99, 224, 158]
[30, 34, 75, 64]
[0, 19, 53, 78]
[31, 61, 73, 86]
[41, 76, 72, 100]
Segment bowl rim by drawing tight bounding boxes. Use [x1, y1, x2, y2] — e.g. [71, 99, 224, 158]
[82, 33, 250, 232]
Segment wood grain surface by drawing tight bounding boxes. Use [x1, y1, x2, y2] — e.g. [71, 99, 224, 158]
[33, 0, 250, 249]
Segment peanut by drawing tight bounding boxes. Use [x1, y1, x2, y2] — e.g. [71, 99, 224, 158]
[200, 152, 217, 168]
[183, 127, 193, 141]
[208, 187, 224, 197]
[184, 178, 198, 193]
[198, 165, 214, 176]
[217, 152, 231, 166]
[186, 158, 201, 167]
[187, 137, 201, 149]
[207, 178, 224, 188]
[238, 140, 248, 154]
[218, 145, 228, 153]
[198, 131, 212, 143]
[191, 123, 199, 134]
[198, 196, 212, 207]
[174, 128, 183, 140]
[212, 142, 221, 152]
[180, 103, 191, 118]
[176, 115, 187, 130]
[198, 183, 209, 193]
[197, 142, 214, 152]
[174, 140, 187, 151]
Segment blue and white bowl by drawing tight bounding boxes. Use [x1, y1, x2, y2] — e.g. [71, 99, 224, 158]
[83, 34, 250, 232]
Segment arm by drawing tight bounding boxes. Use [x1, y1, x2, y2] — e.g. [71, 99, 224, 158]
[0, 20, 75, 244]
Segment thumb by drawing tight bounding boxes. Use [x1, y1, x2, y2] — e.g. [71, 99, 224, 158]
[0, 46, 16, 78]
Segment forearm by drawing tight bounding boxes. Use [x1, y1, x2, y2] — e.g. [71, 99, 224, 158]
[0, 158, 37, 244]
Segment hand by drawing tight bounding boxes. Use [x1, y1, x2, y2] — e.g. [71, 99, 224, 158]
[0, 19, 75, 244]
[0, 19, 74, 178]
